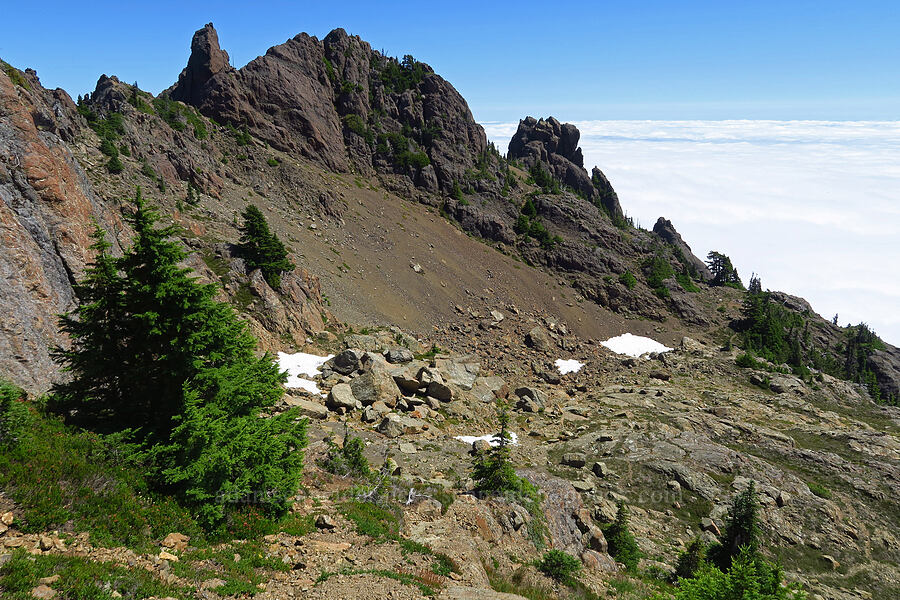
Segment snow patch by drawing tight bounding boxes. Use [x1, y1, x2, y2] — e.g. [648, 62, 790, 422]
[454, 432, 519, 447]
[600, 333, 672, 358]
[555, 358, 584, 374]
[277, 351, 334, 396]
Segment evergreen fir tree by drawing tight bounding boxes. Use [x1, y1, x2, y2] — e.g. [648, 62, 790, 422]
[709, 480, 762, 571]
[51, 189, 306, 527]
[604, 501, 642, 573]
[51, 223, 129, 429]
[706, 251, 743, 287]
[238, 205, 294, 289]
[673, 536, 707, 581]
[471, 402, 521, 495]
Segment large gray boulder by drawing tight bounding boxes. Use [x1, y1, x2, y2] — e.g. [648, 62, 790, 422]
[350, 368, 401, 407]
[435, 355, 480, 390]
[326, 383, 358, 413]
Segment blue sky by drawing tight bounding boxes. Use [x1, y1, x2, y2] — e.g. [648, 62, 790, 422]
[2, 1, 898, 122]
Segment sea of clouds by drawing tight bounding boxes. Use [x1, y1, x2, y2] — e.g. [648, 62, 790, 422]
[483, 120, 900, 345]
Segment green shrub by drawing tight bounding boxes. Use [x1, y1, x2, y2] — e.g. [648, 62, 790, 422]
[528, 163, 560, 194]
[0, 379, 26, 450]
[99, 137, 118, 157]
[322, 56, 336, 83]
[141, 160, 156, 179]
[536, 549, 581, 584]
[0, 402, 203, 550]
[266, 157, 279, 167]
[320, 428, 371, 478]
[471, 403, 546, 546]
[233, 125, 252, 146]
[619, 271, 637, 289]
[708, 481, 761, 571]
[645, 255, 674, 294]
[673, 548, 802, 600]
[736, 352, 763, 369]
[676, 272, 700, 292]
[706, 251, 742, 287]
[452, 181, 464, 202]
[342, 113, 374, 144]
[375, 53, 426, 93]
[807, 481, 831, 499]
[0, 550, 188, 600]
[106, 155, 124, 174]
[673, 537, 707, 581]
[2, 60, 31, 90]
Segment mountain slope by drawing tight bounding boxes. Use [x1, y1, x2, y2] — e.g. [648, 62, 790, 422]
[0, 24, 899, 600]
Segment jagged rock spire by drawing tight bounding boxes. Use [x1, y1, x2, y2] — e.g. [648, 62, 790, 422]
[169, 23, 232, 105]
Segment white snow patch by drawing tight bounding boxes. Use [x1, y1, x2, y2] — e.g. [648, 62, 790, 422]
[555, 359, 584, 374]
[277, 351, 334, 396]
[600, 333, 673, 358]
[454, 432, 519, 447]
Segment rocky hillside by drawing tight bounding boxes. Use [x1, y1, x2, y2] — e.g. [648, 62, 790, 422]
[168, 23, 486, 195]
[0, 22, 899, 600]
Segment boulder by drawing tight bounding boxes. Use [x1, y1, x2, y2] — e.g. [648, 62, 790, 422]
[472, 439, 492, 454]
[161, 532, 190, 553]
[329, 349, 363, 375]
[385, 347, 414, 364]
[514, 386, 547, 412]
[326, 383, 358, 413]
[350, 369, 401, 407]
[572, 480, 594, 492]
[30, 585, 57, 599]
[581, 549, 618, 573]
[377, 414, 427, 438]
[562, 453, 587, 468]
[315, 515, 337, 530]
[417, 366, 444, 386]
[201, 579, 227, 591]
[525, 326, 552, 352]
[585, 525, 608, 553]
[427, 381, 453, 402]
[471, 376, 508, 402]
[592, 462, 611, 478]
[435, 355, 481, 390]
[390, 366, 422, 394]
[284, 397, 329, 420]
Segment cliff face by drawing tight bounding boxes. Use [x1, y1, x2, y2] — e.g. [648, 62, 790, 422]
[168, 24, 487, 193]
[0, 68, 121, 393]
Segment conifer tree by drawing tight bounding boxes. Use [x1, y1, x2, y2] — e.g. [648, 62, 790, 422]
[52, 189, 306, 527]
[709, 480, 762, 570]
[238, 205, 294, 288]
[471, 402, 521, 494]
[604, 500, 642, 573]
[706, 250, 742, 287]
[52, 224, 129, 429]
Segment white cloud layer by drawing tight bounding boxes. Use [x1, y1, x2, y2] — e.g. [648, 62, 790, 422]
[483, 120, 900, 345]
